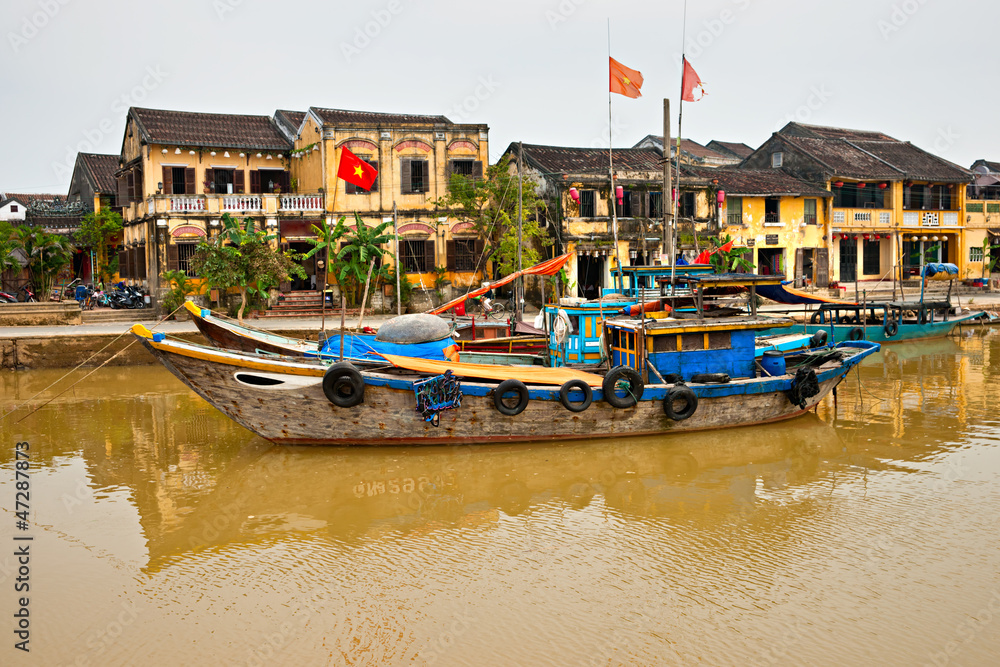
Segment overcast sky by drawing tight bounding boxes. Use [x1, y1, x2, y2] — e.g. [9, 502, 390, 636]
[2, 0, 996, 194]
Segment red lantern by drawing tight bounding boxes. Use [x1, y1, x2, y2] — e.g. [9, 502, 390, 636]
[874, 234, 881, 239]
[569, 187, 579, 202]
[615, 185, 624, 205]
[833, 181, 844, 188]
[853, 234, 860, 240]
[857, 182, 866, 189]
[863, 234, 870, 240]
[879, 183, 888, 189]
[716, 189, 726, 205]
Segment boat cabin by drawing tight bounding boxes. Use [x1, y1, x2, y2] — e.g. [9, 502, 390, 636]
[608, 316, 793, 383]
[612, 264, 714, 300]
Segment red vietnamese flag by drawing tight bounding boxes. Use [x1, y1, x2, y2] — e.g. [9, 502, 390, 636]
[609, 57, 643, 98]
[337, 146, 378, 191]
[681, 57, 705, 102]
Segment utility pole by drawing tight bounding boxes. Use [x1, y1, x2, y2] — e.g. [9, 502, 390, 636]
[393, 201, 401, 316]
[517, 141, 524, 322]
[663, 98, 671, 265]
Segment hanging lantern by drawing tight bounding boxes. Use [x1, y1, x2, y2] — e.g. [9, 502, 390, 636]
[921, 236, 928, 242]
[174, 148, 181, 154]
[569, 187, 579, 202]
[161, 148, 167, 154]
[863, 234, 870, 240]
[857, 182, 866, 189]
[874, 234, 881, 239]
[716, 189, 726, 205]
[210, 151, 217, 157]
[931, 235, 939, 241]
[879, 183, 888, 189]
[853, 234, 860, 240]
[911, 235, 919, 241]
[833, 181, 844, 188]
[671, 188, 678, 202]
[224, 151, 230, 158]
[615, 185, 624, 205]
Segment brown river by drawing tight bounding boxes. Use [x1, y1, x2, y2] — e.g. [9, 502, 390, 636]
[2, 330, 1000, 666]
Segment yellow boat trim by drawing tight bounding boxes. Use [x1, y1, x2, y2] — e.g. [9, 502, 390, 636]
[380, 353, 606, 387]
[131, 324, 324, 377]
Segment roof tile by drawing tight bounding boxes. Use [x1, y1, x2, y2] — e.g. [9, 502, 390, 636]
[131, 107, 291, 150]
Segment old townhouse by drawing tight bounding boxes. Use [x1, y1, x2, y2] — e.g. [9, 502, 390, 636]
[742, 122, 973, 283]
[705, 168, 833, 285]
[115, 107, 306, 291]
[964, 160, 1000, 282]
[508, 143, 712, 299]
[286, 107, 490, 292]
[67, 153, 121, 215]
[0, 194, 28, 222]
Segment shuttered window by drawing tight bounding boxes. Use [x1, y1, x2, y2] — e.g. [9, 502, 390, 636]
[176, 242, 199, 276]
[400, 239, 434, 272]
[447, 238, 483, 272]
[402, 159, 429, 194]
[579, 189, 596, 217]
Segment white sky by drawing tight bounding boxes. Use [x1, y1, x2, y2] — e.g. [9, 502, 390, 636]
[1, 0, 996, 193]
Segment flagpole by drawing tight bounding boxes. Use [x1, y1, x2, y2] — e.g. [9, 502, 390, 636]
[670, 0, 690, 295]
[608, 19, 623, 294]
[323, 146, 342, 332]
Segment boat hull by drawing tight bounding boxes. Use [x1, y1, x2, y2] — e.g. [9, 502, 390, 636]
[759, 311, 983, 344]
[136, 333, 875, 446]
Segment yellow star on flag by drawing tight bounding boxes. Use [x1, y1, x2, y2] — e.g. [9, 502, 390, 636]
[353, 165, 364, 178]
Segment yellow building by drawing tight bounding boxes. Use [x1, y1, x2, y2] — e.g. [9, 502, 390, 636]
[712, 169, 833, 284]
[116, 107, 303, 291]
[964, 161, 1000, 283]
[742, 122, 973, 284]
[288, 108, 490, 291]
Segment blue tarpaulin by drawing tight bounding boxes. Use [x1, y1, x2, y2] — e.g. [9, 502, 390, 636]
[922, 263, 959, 279]
[309, 334, 457, 362]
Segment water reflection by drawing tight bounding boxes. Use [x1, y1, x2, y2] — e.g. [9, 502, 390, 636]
[1, 329, 999, 666]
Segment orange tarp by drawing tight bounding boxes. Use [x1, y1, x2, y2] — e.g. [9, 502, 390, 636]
[429, 253, 574, 315]
[379, 353, 605, 387]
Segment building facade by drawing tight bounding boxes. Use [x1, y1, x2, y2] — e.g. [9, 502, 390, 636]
[742, 122, 972, 283]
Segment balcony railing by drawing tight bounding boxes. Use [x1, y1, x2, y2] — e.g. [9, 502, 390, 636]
[833, 208, 893, 226]
[222, 195, 262, 212]
[279, 194, 323, 211]
[902, 210, 959, 227]
[764, 212, 780, 223]
[170, 195, 206, 212]
[726, 213, 743, 226]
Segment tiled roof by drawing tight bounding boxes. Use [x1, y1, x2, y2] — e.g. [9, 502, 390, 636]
[130, 107, 292, 150]
[311, 107, 452, 126]
[779, 136, 905, 180]
[703, 168, 832, 197]
[706, 140, 753, 159]
[517, 143, 664, 174]
[779, 122, 897, 142]
[77, 153, 119, 193]
[634, 135, 732, 162]
[849, 140, 970, 182]
[972, 160, 1000, 174]
[273, 110, 306, 139]
[2, 193, 65, 204]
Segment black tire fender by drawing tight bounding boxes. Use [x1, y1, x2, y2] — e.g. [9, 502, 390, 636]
[810, 311, 822, 324]
[494, 379, 529, 416]
[558, 379, 593, 412]
[848, 327, 864, 341]
[663, 386, 698, 421]
[602, 366, 644, 409]
[323, 361, 365, 408]
[883, 319, 898, 337]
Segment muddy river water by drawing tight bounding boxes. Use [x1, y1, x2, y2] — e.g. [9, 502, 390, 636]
[2, 330, 1000, 665]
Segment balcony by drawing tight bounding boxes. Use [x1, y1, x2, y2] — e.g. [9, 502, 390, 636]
[279, 194, 323, 211]
[222, 195, 262, 212]
[169, 195, 206, 212]
[726, 213, 743, 226]
[902, 210, 959, 227]
[832, 208, 893, 227]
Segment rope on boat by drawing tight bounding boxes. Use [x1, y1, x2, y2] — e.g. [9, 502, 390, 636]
[1, 301, 188, 424]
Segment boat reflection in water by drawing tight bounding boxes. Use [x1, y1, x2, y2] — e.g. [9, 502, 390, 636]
[3, 330, 1000, 666]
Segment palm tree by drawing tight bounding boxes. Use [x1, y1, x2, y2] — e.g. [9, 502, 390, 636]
[15, 227, 74, 299]
[334, 212, 394, 306]
[302, 216, 347, 328]
[0, 222, 23, 288]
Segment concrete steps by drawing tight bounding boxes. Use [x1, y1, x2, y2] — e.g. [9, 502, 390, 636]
[262, 291, 326, 317]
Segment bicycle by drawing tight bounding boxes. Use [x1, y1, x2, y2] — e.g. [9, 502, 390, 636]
[472, 296, 508, 320]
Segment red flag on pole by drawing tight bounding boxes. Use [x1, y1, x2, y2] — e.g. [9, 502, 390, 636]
[609, 57, 643, 98]
[337, 146, 378, 191]
[681, 57, 705, 102]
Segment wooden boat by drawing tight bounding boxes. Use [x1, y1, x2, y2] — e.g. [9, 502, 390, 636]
[756, 280, 856, 306]
[131, 305, 878, 445]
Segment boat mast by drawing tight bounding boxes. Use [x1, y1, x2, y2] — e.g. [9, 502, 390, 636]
[670, 0, 689, 295]
[517, 141, 524, 322]
[608, 20, 623, 293]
